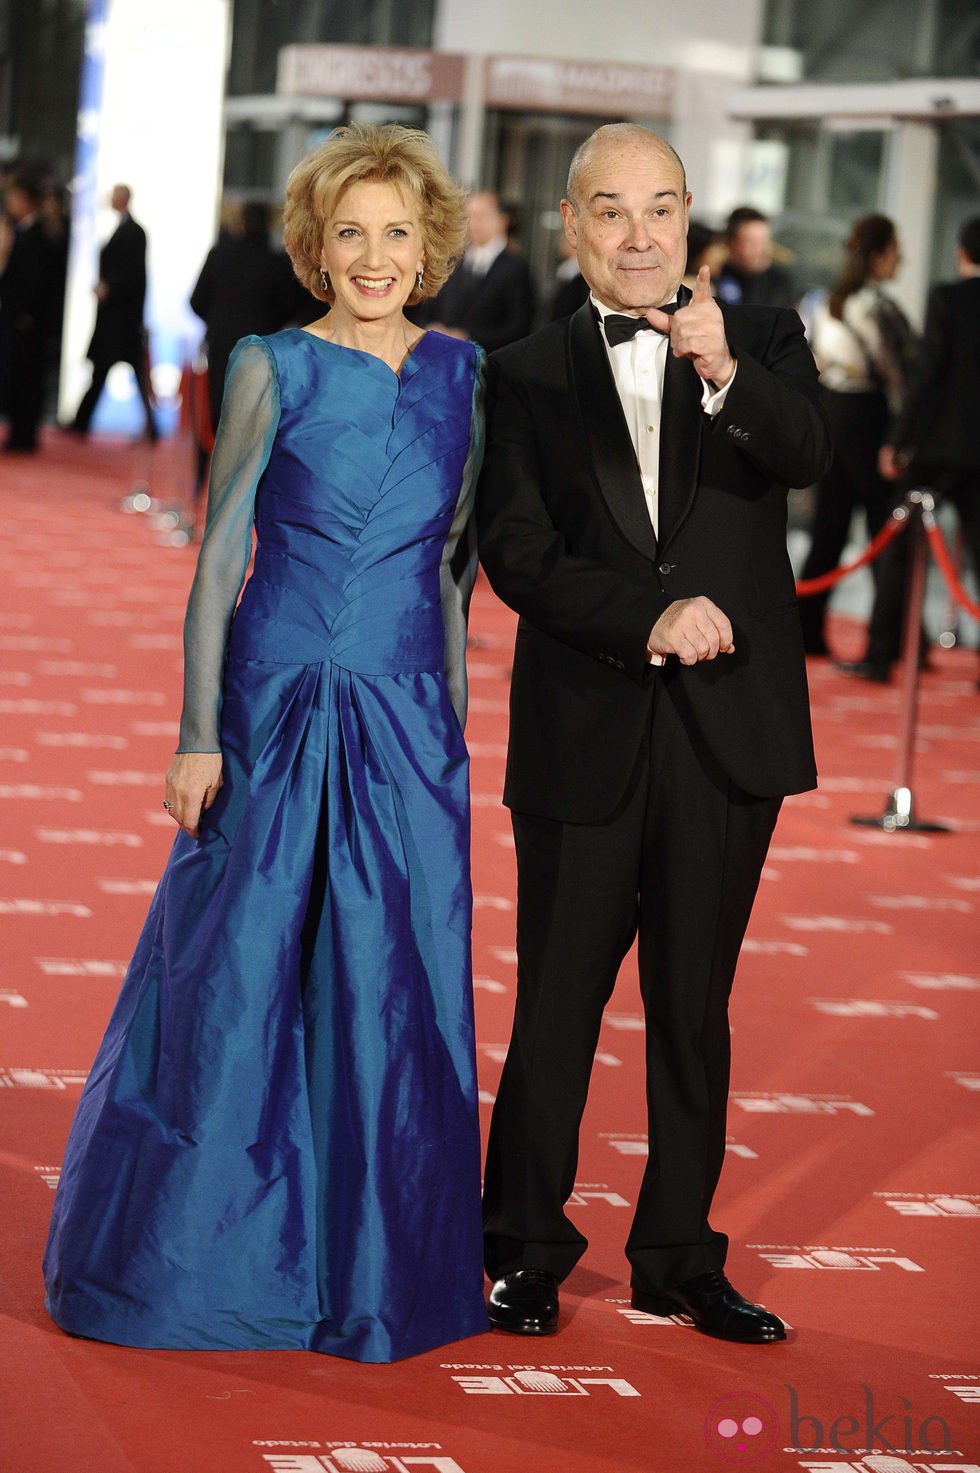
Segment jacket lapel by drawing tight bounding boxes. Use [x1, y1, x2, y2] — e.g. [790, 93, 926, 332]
[658, 287, 703, 552]
[568, 302, 657, 562]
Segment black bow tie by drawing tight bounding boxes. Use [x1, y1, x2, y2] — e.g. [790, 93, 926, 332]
[602, 303, 676, 348]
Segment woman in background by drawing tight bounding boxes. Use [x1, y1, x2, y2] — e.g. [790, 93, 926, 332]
[798, 214, 917, 661]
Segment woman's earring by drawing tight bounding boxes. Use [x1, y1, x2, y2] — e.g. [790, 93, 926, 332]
[416, 270, 424, 292]
[319, 267, 330, 293]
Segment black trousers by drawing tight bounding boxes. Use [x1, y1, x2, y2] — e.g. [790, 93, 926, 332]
[798, 388, 893, 653]
[4, 320, 45, 450]
[73, 349, 156, 436]
[482, 672, 781, 1292]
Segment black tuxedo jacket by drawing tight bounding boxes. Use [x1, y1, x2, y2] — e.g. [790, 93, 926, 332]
[890, 275, 980, 475]
[415, 248, 536, 353]
[87, 214, 147, 363]
[0, 218, 55, 331]
[477, 294, 831, 821]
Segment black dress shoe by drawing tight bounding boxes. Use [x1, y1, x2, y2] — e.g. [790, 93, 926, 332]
[632, 1271, 786, 1344]
[488, 1269, 559, 1335]
[834, 658, 891, 684]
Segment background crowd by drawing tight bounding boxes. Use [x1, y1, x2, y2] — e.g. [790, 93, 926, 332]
[1, 148, 977, 681]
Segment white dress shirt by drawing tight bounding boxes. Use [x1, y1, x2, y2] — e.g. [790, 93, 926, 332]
[590, 294, 736, 665]
[591, 293, 735, 539]
[465, 235, 508, 277]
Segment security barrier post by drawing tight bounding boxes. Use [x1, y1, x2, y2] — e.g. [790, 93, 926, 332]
[851, 490, 949, 834]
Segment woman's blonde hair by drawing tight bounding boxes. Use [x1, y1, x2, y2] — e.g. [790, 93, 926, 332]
[283, 122, 468, 307]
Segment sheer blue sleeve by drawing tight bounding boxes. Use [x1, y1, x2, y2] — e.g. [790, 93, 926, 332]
[176, 337, 280, 753]
[440, 347, 485, 728]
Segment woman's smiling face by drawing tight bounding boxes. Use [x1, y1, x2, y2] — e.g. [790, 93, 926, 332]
[320, 179, 425, 323]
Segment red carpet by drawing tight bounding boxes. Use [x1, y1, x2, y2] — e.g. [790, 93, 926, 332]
[2, 432, 978, 1473]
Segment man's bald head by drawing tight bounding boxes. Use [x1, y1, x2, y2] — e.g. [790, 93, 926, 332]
[565, 125, 687, 215]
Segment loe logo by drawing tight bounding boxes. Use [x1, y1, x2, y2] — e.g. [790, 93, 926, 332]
[928, 1374, 980, 1407]
[732, 1093, 874, 1117]
[566, 1183, 630, 1208]
[0, 898, 91, 917]
[748, 1245, 925, 1272]
[781, 915, 893, 934]
[600, 1132, 757, 1160]
[903, 973, 979, 991]
[0, 779, 81, 795]
[445, 1364, 640, 1397]
[0, 1068, 88, 1090]
[604, 1012, 645, 1031]
[602, 1133, 649, 1156]
[739, 939, 809, 955]
[37, 828, 143, 847]
[260, 1454, 466, 1473]
[808, 999, 939, 1020]
[792, 1458, 979, 1472]
[35, 958, 127, 976]
[870, 894, 973, 912]
[947, 1072, 980, 1092]
[611, 1297, 685, 1328]
[768, 846, 860, 864]
[877, 1194, 980, 1217]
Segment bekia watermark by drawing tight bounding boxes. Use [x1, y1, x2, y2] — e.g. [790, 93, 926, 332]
[705, 1384, 955, 1464]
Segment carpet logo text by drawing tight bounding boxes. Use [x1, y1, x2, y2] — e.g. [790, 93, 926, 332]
[441, 1362, 640, 1396]
[747, 1245, 924, 1272]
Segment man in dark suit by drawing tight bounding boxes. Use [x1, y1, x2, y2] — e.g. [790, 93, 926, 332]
[716, 206, 796, 310]
[190, 200, 308, 437]
[70, 184, 157, 439]
[410, 190, 535, 352]
[847, 215, 980, 682]
[0, 169, 57, 452]
[477, 124, 830, 1344]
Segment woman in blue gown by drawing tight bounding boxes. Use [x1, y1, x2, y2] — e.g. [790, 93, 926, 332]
[43, 124, 489, 1362]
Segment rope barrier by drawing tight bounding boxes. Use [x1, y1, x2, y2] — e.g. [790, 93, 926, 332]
[922, 514, 980, 622]
[795, 506, 909, 596]
[796, 490, 978, 624]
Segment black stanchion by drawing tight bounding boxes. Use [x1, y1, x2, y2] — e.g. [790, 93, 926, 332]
[851, 489, 949, 834]
[118, 357, 197, 546]
[937, 525, 965, 651]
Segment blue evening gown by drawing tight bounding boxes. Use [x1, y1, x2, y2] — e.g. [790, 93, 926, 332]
[43, 328, 490, 1362]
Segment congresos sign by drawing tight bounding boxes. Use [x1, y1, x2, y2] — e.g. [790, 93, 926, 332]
[276, 43, 674, 117]
[277, 45, 465, 103]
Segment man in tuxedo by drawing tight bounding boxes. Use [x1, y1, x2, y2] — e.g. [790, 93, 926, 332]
[410, 190, 535, 352]
[70, 184, 157, 439]
[191, 200, 307, 437]
[477, 124, 830, 1344]
[848, 215, 980, 683]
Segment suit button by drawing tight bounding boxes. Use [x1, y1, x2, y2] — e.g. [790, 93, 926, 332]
[658, 563, 672, 576]
[614, 659, 624, 670]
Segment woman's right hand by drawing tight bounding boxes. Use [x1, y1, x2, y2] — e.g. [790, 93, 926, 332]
[164, 751, 223, 838]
